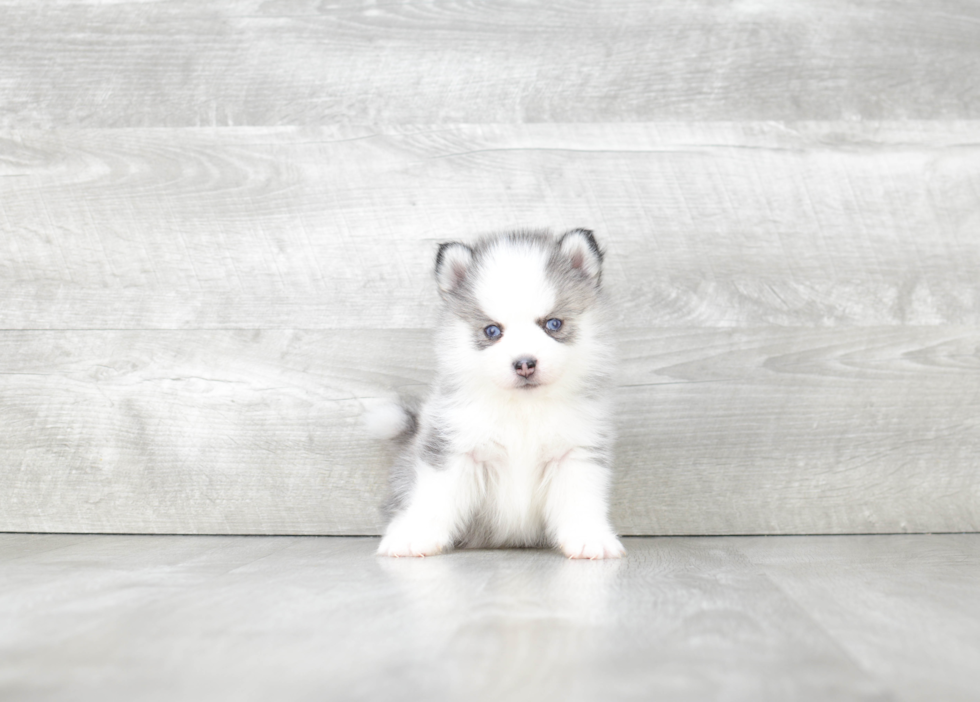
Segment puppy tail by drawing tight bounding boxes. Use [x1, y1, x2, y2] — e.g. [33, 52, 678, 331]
[362, 397, 419, 443]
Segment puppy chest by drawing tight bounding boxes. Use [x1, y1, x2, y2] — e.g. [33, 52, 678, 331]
[477, 440, 554, 513]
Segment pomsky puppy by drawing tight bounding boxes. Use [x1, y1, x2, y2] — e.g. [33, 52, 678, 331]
[369, 228, 624, 559]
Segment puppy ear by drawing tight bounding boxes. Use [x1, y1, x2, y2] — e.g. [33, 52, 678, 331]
[435, 242, 474, 294]
[558, 228, 603, 281]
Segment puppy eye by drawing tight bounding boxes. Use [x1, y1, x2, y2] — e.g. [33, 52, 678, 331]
[545, 318, 563, 332]
[484, 324, 502, 340]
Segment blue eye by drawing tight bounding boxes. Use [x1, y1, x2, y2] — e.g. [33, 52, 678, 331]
[545, 318, 563, 332]
[484, 324, 502, 340]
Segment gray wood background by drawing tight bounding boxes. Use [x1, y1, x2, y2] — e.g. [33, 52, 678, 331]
[1, 0, 978, 535]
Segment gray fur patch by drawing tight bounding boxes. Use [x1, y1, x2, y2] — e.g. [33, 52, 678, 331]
[587, 432, 614, 470]
[381, 397, 458, 518]
[395, 403, 419, 443]
[419, 425, 451, 470]
[381, 448, 417, 518]
[543, 230, 603, 346]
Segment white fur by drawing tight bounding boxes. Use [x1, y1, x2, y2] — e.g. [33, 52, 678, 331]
[376, 232, 625, 559]
[361, 400, 411, 441]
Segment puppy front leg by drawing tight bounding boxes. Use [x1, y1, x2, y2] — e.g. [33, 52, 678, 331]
[377, 455, 479, 557]
[544, 451, 625, 559]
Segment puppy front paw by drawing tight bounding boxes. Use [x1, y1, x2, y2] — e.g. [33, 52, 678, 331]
[377, 525, 452, 558]
[559, 531, 626, 560]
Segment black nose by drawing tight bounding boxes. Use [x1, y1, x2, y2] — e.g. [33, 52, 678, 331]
[514, 357, 537, 378]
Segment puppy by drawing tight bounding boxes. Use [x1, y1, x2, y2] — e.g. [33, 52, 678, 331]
[371, 229, 624, 559]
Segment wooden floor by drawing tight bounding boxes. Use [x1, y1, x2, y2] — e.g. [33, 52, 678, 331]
[2, 534, 978, 702]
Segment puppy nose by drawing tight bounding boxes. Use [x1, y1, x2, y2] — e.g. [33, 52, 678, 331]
[513, 357, 537, 378]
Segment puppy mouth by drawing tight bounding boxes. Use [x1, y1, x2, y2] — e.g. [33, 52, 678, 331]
[515, 377, 543, 389]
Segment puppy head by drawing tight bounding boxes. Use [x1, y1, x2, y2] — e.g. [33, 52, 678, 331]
[434, 229, 607, 394]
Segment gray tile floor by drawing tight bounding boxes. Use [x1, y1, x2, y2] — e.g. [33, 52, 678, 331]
[1, 534, 978, 701]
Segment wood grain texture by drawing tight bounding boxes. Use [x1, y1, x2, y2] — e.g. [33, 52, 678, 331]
[2, 2, 979, 536]
[2, 122, 979, 330]
[2, 534, 978, 701]
[737, 534, 980, 702]
[2, 327, 977, 535]
[1, 0, 979, 127]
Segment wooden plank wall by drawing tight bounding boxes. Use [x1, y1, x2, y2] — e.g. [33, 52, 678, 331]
[1, 0, 978, 535]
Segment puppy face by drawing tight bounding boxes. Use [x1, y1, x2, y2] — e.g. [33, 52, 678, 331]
[435, 230, 604, 393]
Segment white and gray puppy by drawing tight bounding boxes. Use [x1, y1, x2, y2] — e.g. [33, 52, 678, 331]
[372, 228, 624, 559]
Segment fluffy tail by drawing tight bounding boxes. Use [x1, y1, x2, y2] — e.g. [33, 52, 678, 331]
[362, 398, 419, 443]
